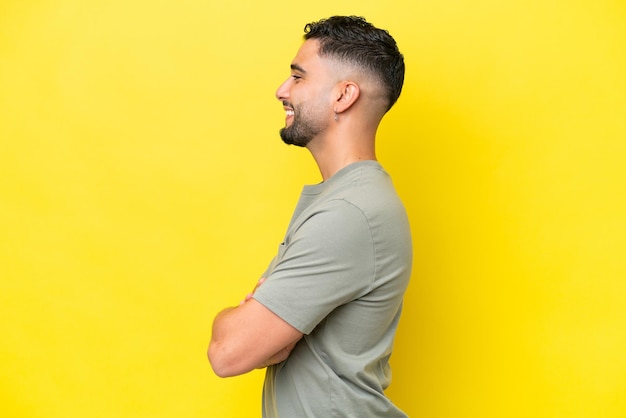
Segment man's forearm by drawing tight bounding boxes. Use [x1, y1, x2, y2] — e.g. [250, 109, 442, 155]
[208, 302, 301, 377]
[207, 306, 244, 377]
[207, 278, 303, 377]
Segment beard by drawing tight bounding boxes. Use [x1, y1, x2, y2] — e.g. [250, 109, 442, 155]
[279, 103, 325, 148]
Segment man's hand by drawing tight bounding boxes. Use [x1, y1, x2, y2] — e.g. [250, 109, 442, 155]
[258, 341, 298, 369]
[240, 277, 266, 305]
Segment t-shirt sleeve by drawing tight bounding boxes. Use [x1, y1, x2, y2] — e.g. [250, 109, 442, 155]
[253, 199, 375, 334]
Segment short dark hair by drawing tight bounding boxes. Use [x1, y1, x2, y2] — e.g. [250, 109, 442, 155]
[303, 16, 405, 112]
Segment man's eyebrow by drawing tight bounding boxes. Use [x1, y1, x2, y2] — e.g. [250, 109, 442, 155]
[290, 63, 306, 74]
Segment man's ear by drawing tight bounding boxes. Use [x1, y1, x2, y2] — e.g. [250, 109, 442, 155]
[334, 81, 360, 114]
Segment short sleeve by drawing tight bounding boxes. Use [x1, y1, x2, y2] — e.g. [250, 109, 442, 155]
[253, 199, 375, 334]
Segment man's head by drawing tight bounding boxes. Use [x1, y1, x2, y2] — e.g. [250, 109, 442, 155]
[277, 16, 404, 147]
[303, 16, 404, 112]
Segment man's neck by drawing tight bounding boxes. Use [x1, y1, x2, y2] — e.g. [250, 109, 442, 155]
[307, 133, 377, 181]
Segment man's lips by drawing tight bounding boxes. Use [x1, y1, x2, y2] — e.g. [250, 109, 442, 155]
[283, 107, 294, 126]
[282, 101, 294, 119]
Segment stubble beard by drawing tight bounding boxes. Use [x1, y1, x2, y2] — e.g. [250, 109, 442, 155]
[279, 105, 324, 148]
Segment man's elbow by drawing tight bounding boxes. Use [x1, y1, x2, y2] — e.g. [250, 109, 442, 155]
[207, 342, 246, 378]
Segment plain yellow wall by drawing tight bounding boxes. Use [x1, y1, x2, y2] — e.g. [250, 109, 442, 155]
[1, 1, 625, 417]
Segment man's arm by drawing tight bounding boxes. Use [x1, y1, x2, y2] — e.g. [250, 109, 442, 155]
[207, 288, 303, 378]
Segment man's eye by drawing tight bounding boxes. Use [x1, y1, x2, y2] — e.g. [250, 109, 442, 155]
[292, 75, 302, 81]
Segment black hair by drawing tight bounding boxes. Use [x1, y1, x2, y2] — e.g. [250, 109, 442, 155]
[303, 15, 405, 111]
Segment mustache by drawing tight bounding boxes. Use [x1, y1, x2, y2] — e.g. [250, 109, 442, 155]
[282, 100, 294, 109]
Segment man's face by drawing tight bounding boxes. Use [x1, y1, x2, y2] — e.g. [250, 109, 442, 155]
[275, 39, 335, 147]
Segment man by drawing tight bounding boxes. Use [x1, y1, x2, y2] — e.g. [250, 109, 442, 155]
[208, 16, 412, 417]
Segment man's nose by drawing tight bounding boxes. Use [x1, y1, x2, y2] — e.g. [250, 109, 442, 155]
[275, 78, 290, 101]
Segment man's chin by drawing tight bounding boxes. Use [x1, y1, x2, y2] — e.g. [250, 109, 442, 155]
[279, 128, 308, 147]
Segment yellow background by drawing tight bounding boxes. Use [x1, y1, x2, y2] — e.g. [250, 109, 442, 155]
[1, 0, 625, 417]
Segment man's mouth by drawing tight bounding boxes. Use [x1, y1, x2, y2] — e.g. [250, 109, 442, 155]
[282, 101, 294, 120]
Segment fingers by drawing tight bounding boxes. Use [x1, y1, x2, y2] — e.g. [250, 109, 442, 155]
[251, 277, 266, 294]
[239, 293, 253, 306]
[257, 341, 298, 369]
[240, 277, 267, 305]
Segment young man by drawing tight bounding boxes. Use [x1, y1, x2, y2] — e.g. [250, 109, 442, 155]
[208, 16, 412, 417]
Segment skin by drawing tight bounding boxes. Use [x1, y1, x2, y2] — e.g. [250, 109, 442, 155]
[208, 278, 302, 377]
[207, 38, 389, 378]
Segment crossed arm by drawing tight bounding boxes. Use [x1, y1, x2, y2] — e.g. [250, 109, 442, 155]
[207, 278, 303, 377]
